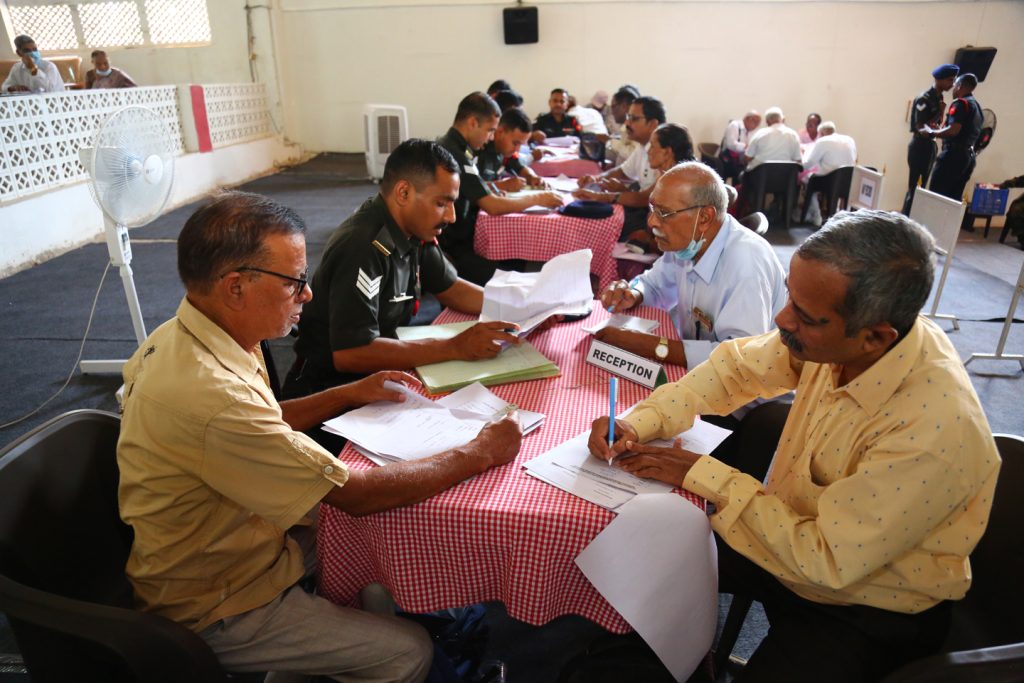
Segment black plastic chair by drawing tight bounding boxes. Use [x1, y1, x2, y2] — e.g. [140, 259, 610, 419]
[741, 162, 802, 229]
[802, 165, 855, 225]
[713, 433, 1024, 682]
[0, 410, 250, 682]
[737, 212, 769, 235]
[699, 142, 723, 176]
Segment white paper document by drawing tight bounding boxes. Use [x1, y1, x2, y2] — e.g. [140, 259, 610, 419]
[323, 382, 543, 463]
[540, 136, 578, 148]
[612, 242, 660, 264]
[524, 419, 732, 511]
[582, 313, 660, 335]
[481, 250, 594, 336]
[576, 494, 719, 682]
[546, 174, 580, 194]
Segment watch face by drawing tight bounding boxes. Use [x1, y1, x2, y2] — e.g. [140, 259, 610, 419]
[655, 342, 668, 359]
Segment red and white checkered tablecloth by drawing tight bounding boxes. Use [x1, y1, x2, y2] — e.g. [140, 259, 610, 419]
[474, 205, 623, 292]
[531, 155, 601, 179]
[317, 304, 703, 633]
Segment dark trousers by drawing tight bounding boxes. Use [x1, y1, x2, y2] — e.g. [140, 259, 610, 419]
[718, 536, 951, 683]
[929, 146, 977, 202]
[903, 136, 937, 215]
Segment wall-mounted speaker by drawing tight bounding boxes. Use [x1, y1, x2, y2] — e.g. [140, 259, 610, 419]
[954, 46, 997, 82]
[503, 6, 538, 45]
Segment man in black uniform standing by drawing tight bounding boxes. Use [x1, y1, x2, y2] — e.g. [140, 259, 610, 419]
[284, 139, 520, 403]
[902, 64, 958, 215]
[437, 92, 562, 285]
[927, 73, 983, 202]
[478, 108, 545, 192]
[531, 88, 583, 143]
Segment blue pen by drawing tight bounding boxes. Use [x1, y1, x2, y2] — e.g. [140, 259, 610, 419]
[608, 377, 617, 447]
[606, 278, 641, 313]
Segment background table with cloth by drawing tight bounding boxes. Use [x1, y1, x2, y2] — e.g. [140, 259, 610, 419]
[530, 154, 601, 179]
[317, 304, 703, 633]
[473, 204, 624, 292]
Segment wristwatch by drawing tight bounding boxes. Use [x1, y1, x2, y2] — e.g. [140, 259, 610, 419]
[654, 337, 669, 360]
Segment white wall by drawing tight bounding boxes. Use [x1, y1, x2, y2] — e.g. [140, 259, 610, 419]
[274, 0, 1024, 211]
[0, 137, 302, 277]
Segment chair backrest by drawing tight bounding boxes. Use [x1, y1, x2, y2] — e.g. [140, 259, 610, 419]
[0, 410, 231, 682]
[698, 142, 720, 160]
[945, 433, 1024, 650]
[738, 212, 769, 235]
[759, 161, 802, 192]
[828, 165, 856, 201]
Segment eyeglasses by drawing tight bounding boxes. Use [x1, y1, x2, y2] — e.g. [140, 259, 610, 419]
[648, 204, 705, 220]
[625, 114, 647, 122]
[233, 266, 308, 299]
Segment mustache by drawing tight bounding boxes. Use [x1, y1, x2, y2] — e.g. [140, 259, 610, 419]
[779, 328, 803, 353]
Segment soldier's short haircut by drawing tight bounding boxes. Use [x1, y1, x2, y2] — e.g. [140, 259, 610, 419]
[454, 91, 501, 124]
[493, 89, 524, 112]
[499, 107, 532, 134]
[380, 139, 458, 195]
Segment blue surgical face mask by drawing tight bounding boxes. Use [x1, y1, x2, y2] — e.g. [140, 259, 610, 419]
[27, 50, 42, 64]
[673, 211, 706, 261]
[96, 68, 112, 77]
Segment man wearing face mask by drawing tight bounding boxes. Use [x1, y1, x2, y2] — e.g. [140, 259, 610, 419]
[3, 35, 64, 94]
[85, 50, 137, 89]
[597, 161, 787, 378]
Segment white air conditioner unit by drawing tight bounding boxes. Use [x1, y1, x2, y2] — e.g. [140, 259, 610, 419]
[364, 104, 409, 180]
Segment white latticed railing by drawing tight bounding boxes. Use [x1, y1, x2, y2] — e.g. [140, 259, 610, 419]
[201, 83, 273, 149]
[0, 86, 182, 203]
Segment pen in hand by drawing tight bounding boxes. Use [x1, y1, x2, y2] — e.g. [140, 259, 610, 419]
[608, 377, 617, 449]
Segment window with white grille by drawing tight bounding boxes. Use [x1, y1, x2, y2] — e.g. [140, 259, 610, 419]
[1, 0, 211, 51]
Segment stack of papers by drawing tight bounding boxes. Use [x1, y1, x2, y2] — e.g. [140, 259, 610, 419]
[481, 249, 593, 337]
[323, 382, 544, 466]
[523, 418, 732, 511]
[395, 322, 560, 395]
[582, 313, 660, 336]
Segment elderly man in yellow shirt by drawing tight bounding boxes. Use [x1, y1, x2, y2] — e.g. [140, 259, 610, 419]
[117, 191, 521, 682]
[588, 210, 1000, 682]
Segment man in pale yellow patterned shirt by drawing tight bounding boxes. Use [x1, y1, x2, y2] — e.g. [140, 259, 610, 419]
[588, 210, 1000, 682]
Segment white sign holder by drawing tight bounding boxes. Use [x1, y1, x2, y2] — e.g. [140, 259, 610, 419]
[965, 257, 1024, 373]
[910, 187, 966, 331]
[586, 338, 667, 389]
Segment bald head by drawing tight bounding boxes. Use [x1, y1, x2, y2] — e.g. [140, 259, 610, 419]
[658, 162, 729, 221]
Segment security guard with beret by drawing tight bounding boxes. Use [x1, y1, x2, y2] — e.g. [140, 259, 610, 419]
[437, 92, 562, 285]
[531, 88, 583, 143]
[284, 139, 519, 407]
[902, 63, 958, 215]
[927, 72, 983, 202]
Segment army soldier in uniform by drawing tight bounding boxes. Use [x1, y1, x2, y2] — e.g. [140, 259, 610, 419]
[285, 139, 520, 410]
[902, 64, 958, 215]
[531, 88, 583, 143]
[478, 107, 545, 192]
[927, 73, 983, 202]
[437, 92, 562, 285]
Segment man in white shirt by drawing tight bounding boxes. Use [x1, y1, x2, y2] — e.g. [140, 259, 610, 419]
[719, 110, 761, 183]
[567, 94, 609, 135]
[744, 107, 801, 171]
[802, 121, 857, 224]
[2, 35, 65, 94]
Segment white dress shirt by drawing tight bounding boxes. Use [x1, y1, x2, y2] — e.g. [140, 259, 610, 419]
[619, 142, 658, 190]
[720, 120, 752, 154]
[568, 106, 609, 135]
[632, 214, 787, 369]
[745, 123, 801, 170]
[803, 133, 857, 176]
[3, 59, 65, 93]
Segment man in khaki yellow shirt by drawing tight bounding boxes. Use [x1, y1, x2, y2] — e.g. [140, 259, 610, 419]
[117, 191, 521, 682]
[588, 210, 1000, 682]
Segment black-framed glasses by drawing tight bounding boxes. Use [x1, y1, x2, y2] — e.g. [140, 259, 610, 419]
[648, 204, 705, 220]
[233, 266, 308, 299]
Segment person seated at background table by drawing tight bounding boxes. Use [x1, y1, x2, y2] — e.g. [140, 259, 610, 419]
[567, 93, 609, 135]
[492, 88, 524, 112]
[85, 49, 136, 89]
[998, 173, 1024, 249]
[2, 34, 64, 93]
[601, 85, 641, 164]
[530, 88, 583, 143]
[477, 107, 545, 191]
[744, 106, 801, 171]
[798, 112, 822, 145]
[437, 92, 563, 285]
[486, 78, 512, 99]
[118, 189, 523, 682]
[718, 110, 761, 184]
[286, 139, 521, 406]
[801, 121, 858, 225]
[589, 210, 1000, 683]
[598, 161, 786, 431]
[574, 96, 667, 207]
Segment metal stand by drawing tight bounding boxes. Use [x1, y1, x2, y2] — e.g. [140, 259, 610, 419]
[965, 257, 1024, 373]
[80, 220, 148, 375]
[926, 246, 960, 330]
